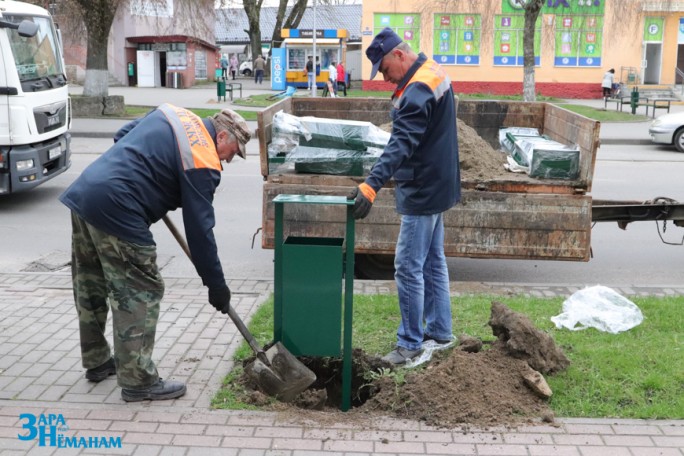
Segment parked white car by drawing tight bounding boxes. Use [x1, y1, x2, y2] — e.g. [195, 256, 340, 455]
[649, 111, 684, 152]
[239, 60, 252, 77]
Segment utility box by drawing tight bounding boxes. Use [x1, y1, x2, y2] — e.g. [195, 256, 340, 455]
[280, 236, 343, 356]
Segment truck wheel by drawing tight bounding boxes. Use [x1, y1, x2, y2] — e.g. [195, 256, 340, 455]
[354, 254, 395, 280]
[674, 129, 684, 152]
[243, 69, 252, 77]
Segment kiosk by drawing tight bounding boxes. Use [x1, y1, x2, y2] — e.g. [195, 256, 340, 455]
[281, 28, 347, 89]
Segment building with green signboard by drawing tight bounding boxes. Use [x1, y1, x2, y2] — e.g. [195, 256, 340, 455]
[362, 0, 684, 98]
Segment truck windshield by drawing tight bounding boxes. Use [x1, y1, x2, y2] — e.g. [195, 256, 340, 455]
[5, 14, 64, 84]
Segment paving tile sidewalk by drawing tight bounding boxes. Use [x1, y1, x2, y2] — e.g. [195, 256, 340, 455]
[1, 272, 683, 455]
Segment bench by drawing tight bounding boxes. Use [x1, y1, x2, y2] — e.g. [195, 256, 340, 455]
[604, 96, 623, 111]
[225, 82, 242, 101]
[605, 96, 673, 118]
[646, 98, 672, 118]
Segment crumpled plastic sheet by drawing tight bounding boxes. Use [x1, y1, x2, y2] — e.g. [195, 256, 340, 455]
[551, 285, 644, 334]
[404, 336, 457, 369]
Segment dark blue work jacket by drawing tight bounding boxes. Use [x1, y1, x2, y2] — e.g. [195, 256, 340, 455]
[60, 104, 227, 289]
[365, 53, 461, 215]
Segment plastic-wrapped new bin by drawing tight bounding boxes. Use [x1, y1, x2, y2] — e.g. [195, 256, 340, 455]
[297, 116, 390, 151]
[499, 127, 580, 179]
[499, 127, 540, 155]
[267, 110, 390, 176]
[289, 146, 383, 176]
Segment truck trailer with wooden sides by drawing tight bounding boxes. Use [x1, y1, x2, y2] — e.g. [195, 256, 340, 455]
[257, 97, 684, 279]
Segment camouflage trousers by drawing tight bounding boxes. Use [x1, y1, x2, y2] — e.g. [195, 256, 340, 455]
[70, 212, 164, 389]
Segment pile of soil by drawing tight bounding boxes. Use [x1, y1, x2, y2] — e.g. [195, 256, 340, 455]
[457, 120, 508, 181]
[237, 302, 570, 429]
[379, 120, 512, 182]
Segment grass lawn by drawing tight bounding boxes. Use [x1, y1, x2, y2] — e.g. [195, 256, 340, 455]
[213, 292, 684, 419]
[125, 105, 258, 121]
[124, 91, 647, 124]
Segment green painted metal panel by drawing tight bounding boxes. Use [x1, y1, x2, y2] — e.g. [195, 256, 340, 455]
[280, 236, 343, 356]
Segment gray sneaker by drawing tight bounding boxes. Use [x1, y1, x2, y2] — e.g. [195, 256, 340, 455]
[382, 347, 424, 365]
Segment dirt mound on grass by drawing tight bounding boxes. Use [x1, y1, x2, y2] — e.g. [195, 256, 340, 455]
[237, 302, 569, 429]
[361, 345, 552, 428]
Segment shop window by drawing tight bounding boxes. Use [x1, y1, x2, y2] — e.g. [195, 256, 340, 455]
[195, 50, 207, 80]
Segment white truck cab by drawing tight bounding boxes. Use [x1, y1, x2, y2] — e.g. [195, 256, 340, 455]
[0, 0, 70, 194]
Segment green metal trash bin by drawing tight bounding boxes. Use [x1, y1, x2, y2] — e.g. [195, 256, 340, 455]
[273, 194, 355, 411]
[217, 79, 226, 101]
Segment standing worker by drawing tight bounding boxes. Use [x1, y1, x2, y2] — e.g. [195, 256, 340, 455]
[602, 68, 615, 99]
[254, 54, 266, 84]
[349, 27, 461, 365]
[220, 54, 229, 79]
[336, 61, 347, 96]
[60, 105, 251, 401]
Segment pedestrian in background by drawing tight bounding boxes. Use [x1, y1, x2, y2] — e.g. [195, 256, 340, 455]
[305, 56, 314, 89]
[602, 68, 615, 99]
[349, 27, 461, 365]
[328, 60, 337, 95]
[220, 54, 228, 79]
[254, 54, 266, 84]
[336, 61, 347, 96]
[229, 54, 238, 80]
[60, 105, 251, 401]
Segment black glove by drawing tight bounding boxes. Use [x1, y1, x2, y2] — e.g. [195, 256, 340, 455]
[348, 184, 375, 220]
[208, 286, 231, 314]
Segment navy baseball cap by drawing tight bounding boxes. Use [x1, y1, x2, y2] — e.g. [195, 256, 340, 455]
[366, 27, 403, 79]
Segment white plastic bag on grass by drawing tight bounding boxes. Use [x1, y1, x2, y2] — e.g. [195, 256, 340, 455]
[404, 337, 457, 368]
[551, 285, 643, 334]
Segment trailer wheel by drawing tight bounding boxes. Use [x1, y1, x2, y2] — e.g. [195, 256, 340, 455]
[674, 129, 684, 153]
[354, 254, 395, 280]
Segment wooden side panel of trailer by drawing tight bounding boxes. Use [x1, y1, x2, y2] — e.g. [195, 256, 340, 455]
[262, 182, 591, 260]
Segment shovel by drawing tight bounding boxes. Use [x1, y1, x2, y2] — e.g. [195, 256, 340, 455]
[162, 215, 316, 402]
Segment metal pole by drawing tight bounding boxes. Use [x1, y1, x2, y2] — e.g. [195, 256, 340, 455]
[311, 0, 317, 97]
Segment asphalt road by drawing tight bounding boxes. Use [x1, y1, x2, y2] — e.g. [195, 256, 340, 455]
[1, 138, 682, 287]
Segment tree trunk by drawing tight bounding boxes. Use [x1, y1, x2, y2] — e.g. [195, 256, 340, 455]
[271, 0, 307, 49]
[76, 0, 119, 97]
[83, 26, 111, 96]
[522, 0, 543, 102]
[244, 0, 264, 63]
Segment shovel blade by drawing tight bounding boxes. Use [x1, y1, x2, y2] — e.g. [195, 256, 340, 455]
[245, 341, 316, 402]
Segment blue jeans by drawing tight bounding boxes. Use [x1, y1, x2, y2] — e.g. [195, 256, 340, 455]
[394, 213, 452, 350]
[308, 72, 314, 88]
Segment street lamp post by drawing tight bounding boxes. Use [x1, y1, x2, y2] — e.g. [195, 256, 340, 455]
[311, 0, 316, 97]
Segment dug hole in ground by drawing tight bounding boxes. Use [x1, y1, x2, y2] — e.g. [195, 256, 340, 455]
[236, 301, 570, 430]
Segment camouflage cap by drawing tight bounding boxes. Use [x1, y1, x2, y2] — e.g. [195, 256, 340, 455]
[210, 109, 251, 159]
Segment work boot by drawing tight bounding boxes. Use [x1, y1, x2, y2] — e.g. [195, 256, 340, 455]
[382, 347, 423, 365]
[121, 379, 186, 402]
[85, 358, 116, 382]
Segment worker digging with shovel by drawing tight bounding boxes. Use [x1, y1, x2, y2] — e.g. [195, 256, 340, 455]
[60, 105, 314, 402]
